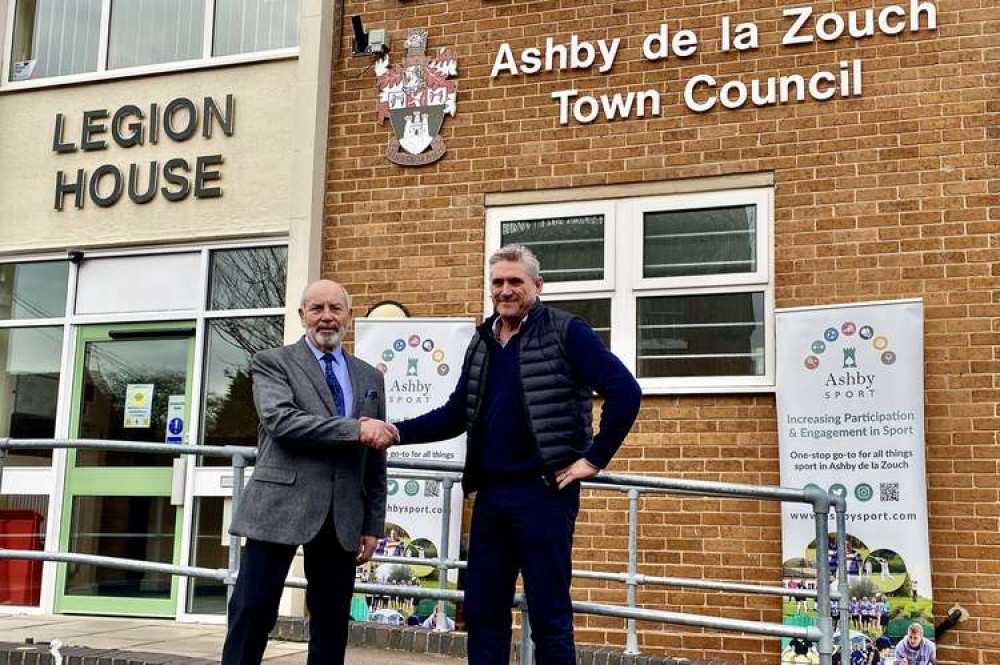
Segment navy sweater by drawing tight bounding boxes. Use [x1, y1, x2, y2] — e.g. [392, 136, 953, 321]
[395, 318, 641, 474]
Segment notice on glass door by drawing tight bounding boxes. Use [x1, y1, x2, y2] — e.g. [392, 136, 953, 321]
[166, 394, 185, 443]
[124, 384, 155, 428]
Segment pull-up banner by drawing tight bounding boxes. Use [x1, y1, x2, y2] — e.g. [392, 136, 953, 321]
[354, 318, 475, 620]
[776, 300, 933, 649]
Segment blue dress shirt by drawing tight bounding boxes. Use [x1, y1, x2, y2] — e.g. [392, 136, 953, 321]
[303, 336, 354, 416]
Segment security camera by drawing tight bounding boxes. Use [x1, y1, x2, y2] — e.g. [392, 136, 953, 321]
[67, 248, 84, 264]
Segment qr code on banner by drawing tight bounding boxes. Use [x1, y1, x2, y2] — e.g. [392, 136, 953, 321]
[880, 482, 900, 502]
[424, 480, 440, 498]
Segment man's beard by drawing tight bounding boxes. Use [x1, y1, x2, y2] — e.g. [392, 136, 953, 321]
[310, 327, 344, 350]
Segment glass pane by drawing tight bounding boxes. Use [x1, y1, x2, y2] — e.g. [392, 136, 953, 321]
[0, 495, 47, 606]
[0, 262, 69, 320]
[200, 316, 283, 466]
[108, 0, 206, 69]
[637, 292, 765, 378]
[501, 216, 604, 283]
[208, 247, 288, 311]
[187, 497, 229, 614]
[643, 205, 757, 278]
[213, 0, 299, 57]
[65, 496, 175, 599]
[545, 298, 611, 348]
[9, 0, 101, 81]
[77, 336, 190, 467]
[0, 327, 62, 467]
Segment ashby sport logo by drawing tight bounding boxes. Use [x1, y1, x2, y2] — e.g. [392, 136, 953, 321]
[801, 320, 897, 400]
[376, 333, 450, 406]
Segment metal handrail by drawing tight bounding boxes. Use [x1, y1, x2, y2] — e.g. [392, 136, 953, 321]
[0, 437, 849, 663]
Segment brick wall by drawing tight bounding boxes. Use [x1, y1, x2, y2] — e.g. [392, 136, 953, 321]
[324, 1, 999, 662]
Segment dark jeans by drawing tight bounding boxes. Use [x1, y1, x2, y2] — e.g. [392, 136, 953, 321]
[465, 476, 581, 665]
[221, 511, 357, 665]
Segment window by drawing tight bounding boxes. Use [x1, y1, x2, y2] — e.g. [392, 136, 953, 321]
[214, 0, 299, 57]
[186, 497, 228, 614]
[200, 246, 285, 466]
[108, 0, 206, 70]
[487, 188, 774, 392]
[8, 0, 102, 80]
[6, 0, 299, 86]
[0, 260, 69, 466]
[0, 261, 69, 320]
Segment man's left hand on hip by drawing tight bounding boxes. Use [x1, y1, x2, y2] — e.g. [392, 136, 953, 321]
[555, 458, 600, 489]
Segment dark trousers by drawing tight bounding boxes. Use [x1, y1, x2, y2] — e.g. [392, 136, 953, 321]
[221, 512, 358, 665]
[465, 477, 581, 665]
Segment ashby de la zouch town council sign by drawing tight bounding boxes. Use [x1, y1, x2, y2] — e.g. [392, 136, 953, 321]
[375, 29, 458, 167]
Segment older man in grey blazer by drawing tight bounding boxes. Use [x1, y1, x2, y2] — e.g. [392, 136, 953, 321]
[222, 280, 396, 665]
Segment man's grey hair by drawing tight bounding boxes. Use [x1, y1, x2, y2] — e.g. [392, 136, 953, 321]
[299, 280, 352, 309]
[489, 244, 541, 280]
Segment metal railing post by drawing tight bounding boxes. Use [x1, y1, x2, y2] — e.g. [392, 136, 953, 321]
[835, 499, 851, 660]
[227, 452, 248, 606]
[520, 605, 534, 665]
[435, 477, 454, 631]
[625, 488, 640, 655]
[810, 489, 833, 665]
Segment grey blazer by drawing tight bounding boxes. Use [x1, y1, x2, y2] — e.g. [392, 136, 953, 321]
[229, 338, 388, 550]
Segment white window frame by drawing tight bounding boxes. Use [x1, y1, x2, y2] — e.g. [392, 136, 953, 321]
[486, 188, 775, 394]
[486, 200, 616, 296]
[0, 238, 287, 620]
[0, 0, 298, 92]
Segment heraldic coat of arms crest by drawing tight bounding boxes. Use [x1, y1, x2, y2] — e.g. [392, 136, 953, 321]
[375, 29, 458, 166]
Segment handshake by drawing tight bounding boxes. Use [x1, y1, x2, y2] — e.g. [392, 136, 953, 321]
[359, 416, 398, 451]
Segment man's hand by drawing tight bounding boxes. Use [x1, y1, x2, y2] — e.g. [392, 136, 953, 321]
[356, 535, 378, 564]
[360, 416, 398, 451]
[555, 458, 600, 489]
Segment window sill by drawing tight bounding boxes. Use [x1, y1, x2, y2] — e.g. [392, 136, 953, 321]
[0, 48, 298, 93]
[638, 379, 776, 395]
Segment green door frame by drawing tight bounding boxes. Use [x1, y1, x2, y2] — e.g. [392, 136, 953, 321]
[55, 321, 196, 617]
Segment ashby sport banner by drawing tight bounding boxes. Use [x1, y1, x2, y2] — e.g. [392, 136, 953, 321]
[354, 317, 475, 623]
[776, 299, 933, 650]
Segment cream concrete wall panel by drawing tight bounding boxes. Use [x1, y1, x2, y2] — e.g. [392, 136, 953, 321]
[0, 61, 297, 253]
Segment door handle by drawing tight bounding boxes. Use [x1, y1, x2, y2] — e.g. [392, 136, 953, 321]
[108, 328, 196, 339]
[171, 457, 187, 506]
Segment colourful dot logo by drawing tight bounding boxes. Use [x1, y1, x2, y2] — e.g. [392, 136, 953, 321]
[802, 321, 898, 377]
[381, 333, 449, 378]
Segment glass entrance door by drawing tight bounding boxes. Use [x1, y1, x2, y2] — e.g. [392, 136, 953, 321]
[55, 322, 195, 616]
